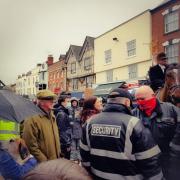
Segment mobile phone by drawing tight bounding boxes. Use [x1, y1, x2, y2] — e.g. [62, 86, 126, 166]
[19, 143, 29, 160]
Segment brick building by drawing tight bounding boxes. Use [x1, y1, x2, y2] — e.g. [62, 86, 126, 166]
[151, 0, 180, 64]
[48, 55, 66, 95]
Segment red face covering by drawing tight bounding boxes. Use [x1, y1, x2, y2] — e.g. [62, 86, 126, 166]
[137, 97, 157, 116]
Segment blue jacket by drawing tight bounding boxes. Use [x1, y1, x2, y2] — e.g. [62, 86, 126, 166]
[0, 149, 37, 180]
[55, 105, 72, 148]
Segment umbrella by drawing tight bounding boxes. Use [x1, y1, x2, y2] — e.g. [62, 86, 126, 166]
[0, 89, 44, 123]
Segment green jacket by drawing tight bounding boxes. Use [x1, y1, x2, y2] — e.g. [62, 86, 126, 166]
[22, 111, 60, 162]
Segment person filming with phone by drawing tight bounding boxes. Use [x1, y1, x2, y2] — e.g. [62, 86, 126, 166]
[0, 138, 37, 180]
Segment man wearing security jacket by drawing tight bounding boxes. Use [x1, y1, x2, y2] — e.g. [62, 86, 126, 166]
[80, 88, 163, 180]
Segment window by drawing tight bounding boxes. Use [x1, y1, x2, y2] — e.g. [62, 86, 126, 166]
[164, 11, 179, 33]
[72, 79, 78, 90]
[84, 57, 92, 70]
[86, 76, 93, 87]
[106, 70, 113, 82]
[42, 72, 45, 80]
[104, 49, 111, 64]
[28, 78, 30, 85]
[165, 43, 179, 64]
[128, 64, 137, 79]
[71, 62, 76, 74]
[127, 40, 136, 57]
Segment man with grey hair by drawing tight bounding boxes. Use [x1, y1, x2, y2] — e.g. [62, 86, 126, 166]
[133, 85, 180, 180]
[23, 90, 60, 162]
[80, 88, 163, 180]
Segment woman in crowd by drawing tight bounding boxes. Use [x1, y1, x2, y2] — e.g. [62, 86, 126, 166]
[81, 96, 103, 124]
[69, 97, 82, 163]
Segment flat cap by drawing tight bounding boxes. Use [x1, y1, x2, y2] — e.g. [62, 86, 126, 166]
[36, 90, 57, 100]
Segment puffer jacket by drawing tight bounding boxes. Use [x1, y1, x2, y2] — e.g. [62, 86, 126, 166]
[55, 105, 72, 149]
[69, 107, 82, 139]
[132, 100, 180, 179]
[80, 103, 163, 180]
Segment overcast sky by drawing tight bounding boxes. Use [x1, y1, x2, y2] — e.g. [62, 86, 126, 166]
[0, 0, 163, 85]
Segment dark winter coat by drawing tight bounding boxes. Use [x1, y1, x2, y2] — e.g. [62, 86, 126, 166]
[149, 64, 167, 91]
[132, 100, 180, 179]
[80, 103, 163, 180]
[55, 105, 72, 149]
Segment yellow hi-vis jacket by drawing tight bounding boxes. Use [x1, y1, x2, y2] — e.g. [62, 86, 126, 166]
[0, 119, 20, 143]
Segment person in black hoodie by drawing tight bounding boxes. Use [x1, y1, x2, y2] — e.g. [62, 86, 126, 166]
[54, 94, 72, 159]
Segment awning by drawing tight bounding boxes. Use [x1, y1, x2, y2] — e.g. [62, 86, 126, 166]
[93, 81, 126, 96]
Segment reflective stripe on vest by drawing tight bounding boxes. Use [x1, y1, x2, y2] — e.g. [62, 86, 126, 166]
[0, 134, 20, 141]
[0, 119, 20, 141]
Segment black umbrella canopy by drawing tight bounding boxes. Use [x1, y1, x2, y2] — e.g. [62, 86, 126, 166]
[0, 89, 44, 123]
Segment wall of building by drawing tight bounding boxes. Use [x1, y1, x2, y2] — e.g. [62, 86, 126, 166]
[48, 60, 65, 94]
[94, 10, 152, 84]
[151, 0, 180, 63]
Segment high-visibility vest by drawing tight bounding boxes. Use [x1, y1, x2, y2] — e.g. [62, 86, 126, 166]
[0, 119, 20, 142]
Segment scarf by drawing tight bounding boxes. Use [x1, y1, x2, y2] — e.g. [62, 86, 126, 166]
[137, 97, 157, 117]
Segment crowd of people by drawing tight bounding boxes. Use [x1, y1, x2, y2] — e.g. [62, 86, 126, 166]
[0, 52, 179, 180]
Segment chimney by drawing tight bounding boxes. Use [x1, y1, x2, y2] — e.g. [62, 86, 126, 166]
[46, 55, 54, 66]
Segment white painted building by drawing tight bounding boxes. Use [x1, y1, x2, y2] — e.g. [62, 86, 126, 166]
[94, 10, 152, 84]
[16, 64, 41, 98]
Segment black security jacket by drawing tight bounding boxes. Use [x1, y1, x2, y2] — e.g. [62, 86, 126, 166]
[80, 103, 163, 180]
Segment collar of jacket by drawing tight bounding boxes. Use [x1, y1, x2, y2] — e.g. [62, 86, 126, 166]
[38, 106, 56, 120]
[103, 103, 132, 115]
[57, 105, 69, 115]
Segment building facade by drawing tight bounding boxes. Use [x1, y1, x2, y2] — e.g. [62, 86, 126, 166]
[48, 55, 66, 94]
[151, 0, 180, 64]
[38, 62, 48, 90]
[66, 36, 95, 92]
[94, 10, 152, 84]
[66, 45, 82, 91]
[16, 64, 41, 98]
[26, 64, 41, 97]
[16, 75, 25, 95]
